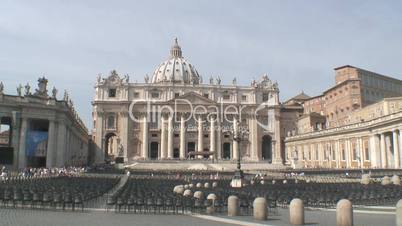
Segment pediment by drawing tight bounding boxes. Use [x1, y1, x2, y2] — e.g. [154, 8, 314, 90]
[164, 91, 217, 105]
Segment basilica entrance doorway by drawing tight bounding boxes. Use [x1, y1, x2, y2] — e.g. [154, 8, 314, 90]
[187, 142, 195, 158]
[150, 142, 158, 159]
[262, 135, 272, 163]
[223, 142, 231, 159]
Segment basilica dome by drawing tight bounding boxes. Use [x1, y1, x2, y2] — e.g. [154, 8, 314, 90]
[151, 39, 201, 84]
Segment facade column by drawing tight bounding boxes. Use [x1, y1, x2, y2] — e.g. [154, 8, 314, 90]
[216, 115, 222, 160]
[167, 115, 174, 159]
[142, 114, 148, 159]
[249, 114, 259, 161]
[210, 117, 216, 159]
[120, 112, 129, 162]
[232, 117, 239, 160]
[94, 112, 104, 163]
[18, 118, 28, 169]
[179, 114, 186, 159]
[380, 133, 387, 168]
[46, 120, 56, 168]
[197, 115, 204, 158]
[160, 115, 167, 159]
[393, 130, 400, 168]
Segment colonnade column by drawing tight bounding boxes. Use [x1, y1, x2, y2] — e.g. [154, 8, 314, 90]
[358, 137, 364, 168]
[56, 122, 66, 167]
[345, 140, 351, 168]
[380, 133, 387, 168]
[335, 141, 340, 168]
[232, 117, 239, 160]
[179, 114, 186, 159]
[210, 117, 216, 159]
[197, 115, 203, 158]
[46, 120, 56, 168]
[160, 115, 167, 159]
[167, 115, 174, 159]
[142, 114, 148, 159]
[369, 135, 378, 168]
[393, 130, 400, 168]
[18, 118, 28, 168]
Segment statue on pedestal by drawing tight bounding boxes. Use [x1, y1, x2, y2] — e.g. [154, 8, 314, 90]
[52, 87, 58, 99]
[24, 83, 31, 96]
[17, 84, 23, 96]
[0, 82, 4, 94]
[34, 77, 48, 97]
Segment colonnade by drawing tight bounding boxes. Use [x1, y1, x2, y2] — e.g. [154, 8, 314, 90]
[286, 129, 402, 169]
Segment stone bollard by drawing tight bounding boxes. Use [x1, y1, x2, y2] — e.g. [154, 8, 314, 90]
[196, 182, 202, 188]
[175, 186, 184, 195]
[206, 194, 217, 215]
[289, 198, 304, 225]
[183, 189, 193, 197]
[228, 196, 239, 216]
[212, 181, 218, 188]
[382, 176, 391, 185]
[396, 199, 402, 226]
[336, 199, 353, 226]
[204, 182, 210, 188]
[253, 197, 267, 221]
[392, 175, 401, 185]
[361, 174, 370, 185]
[193, 191, 204, 200]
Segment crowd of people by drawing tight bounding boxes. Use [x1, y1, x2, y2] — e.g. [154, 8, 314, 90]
[0, 166, 87, 180]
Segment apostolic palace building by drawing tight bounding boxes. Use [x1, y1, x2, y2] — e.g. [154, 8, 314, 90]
[2, 39, 402, 170]
[285, 66, 402, 169]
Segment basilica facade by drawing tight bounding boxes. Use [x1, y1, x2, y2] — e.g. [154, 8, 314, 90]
[92, 39, 283, 165]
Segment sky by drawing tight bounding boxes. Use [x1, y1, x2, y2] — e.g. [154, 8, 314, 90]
[1, 0, 402, 129]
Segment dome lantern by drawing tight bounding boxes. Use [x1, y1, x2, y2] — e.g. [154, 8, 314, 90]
[170, 38, 182, 58]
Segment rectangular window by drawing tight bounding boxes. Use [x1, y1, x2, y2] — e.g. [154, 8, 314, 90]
[151, 92, 160, 98]
[175, 93, 180, 98]
[108, 89, 116, 97]
[262, 93, 269, 101]
[0, 117, 11, 146]
[242, 95, 247, 101]
[203, 93, 209, 99]
[133, 92, 140, 98]
[223, 94, 230, 100]
[364, 140, 370, 161]
[107, 115, 115, 129]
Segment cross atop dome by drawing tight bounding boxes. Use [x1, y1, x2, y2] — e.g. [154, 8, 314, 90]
[170, 38, 182, 58]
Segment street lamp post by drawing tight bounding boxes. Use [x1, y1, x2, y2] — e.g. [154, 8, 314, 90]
[230, 114, 249, 188]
